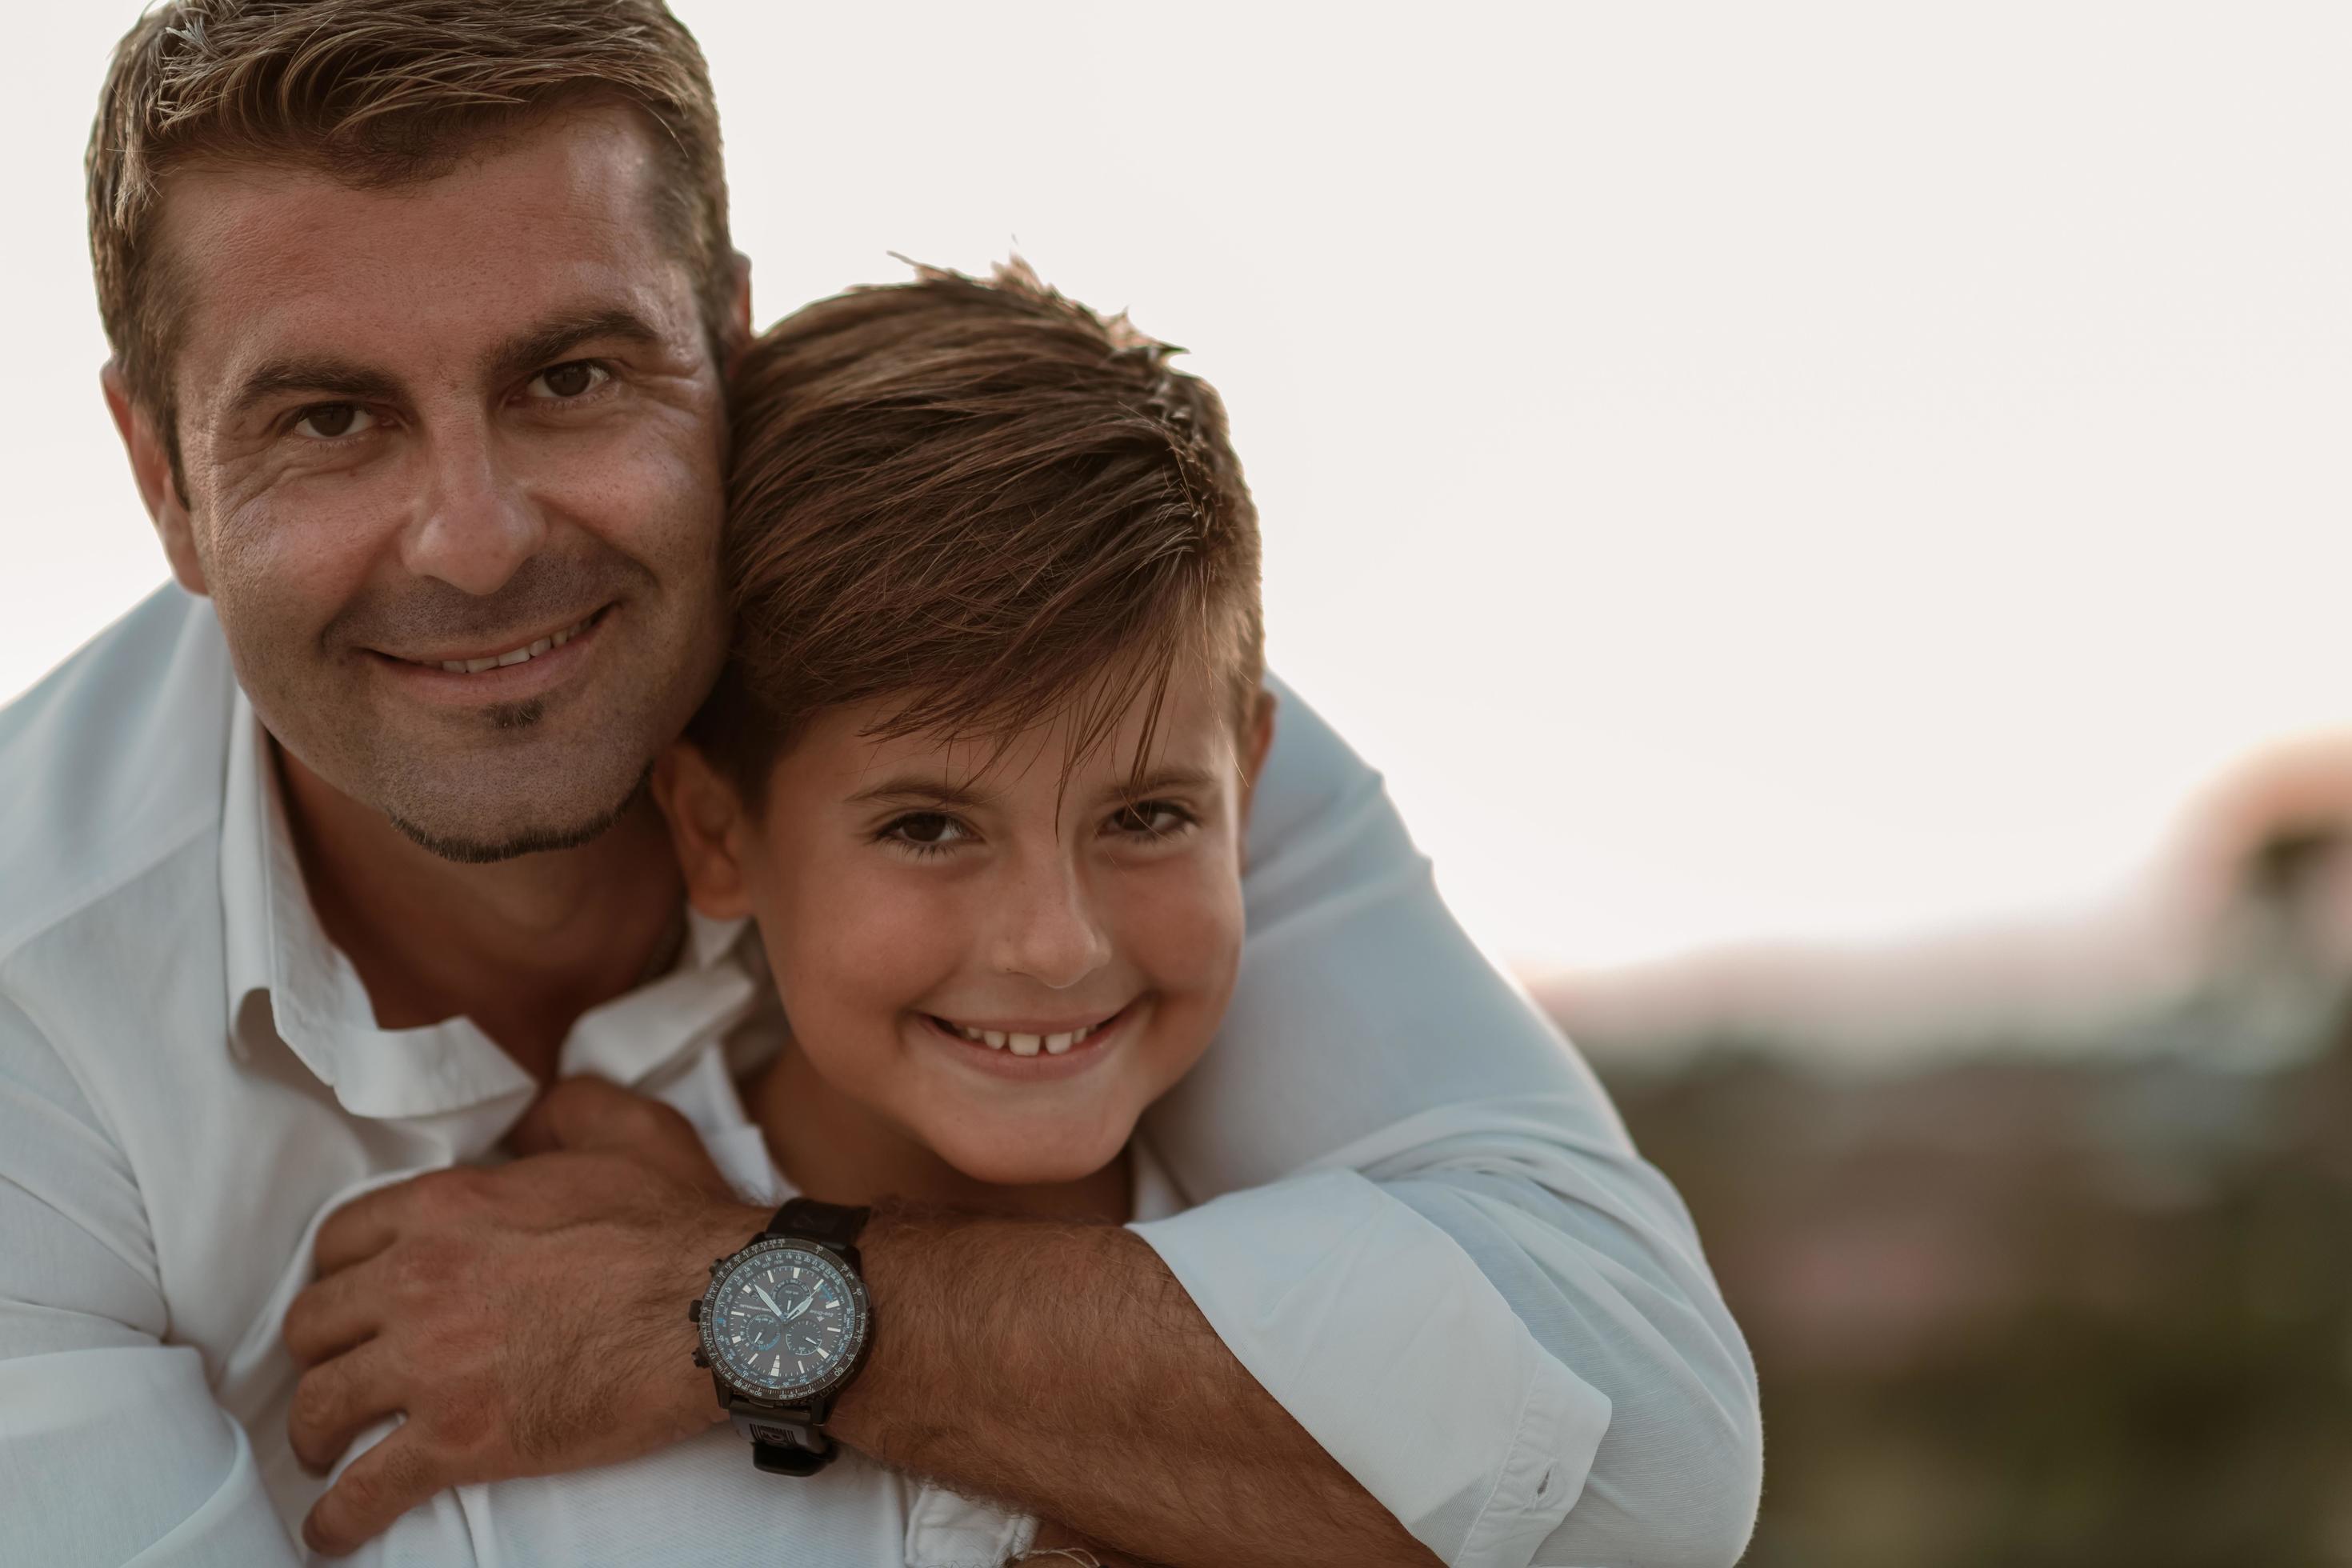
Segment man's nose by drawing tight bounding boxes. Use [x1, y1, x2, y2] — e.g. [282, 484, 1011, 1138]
[398, 426, 546, 597]
[990, 858, 1114, 991]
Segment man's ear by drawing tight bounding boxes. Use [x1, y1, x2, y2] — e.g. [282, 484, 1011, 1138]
[102, 362, 206, 596]
[651, 742, 757, 920]
[1236, 686, 1279, 838]
[721, 250, 754, 374]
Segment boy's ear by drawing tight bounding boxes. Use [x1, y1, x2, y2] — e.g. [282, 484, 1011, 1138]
[103, 362, 206, 597]
[652, 742, 757, 920]
[1235, 686, 1279, 836]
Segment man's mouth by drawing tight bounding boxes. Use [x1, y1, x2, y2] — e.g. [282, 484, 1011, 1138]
[386, 607, 608, 674]
[927, 1006, 1126, 1058]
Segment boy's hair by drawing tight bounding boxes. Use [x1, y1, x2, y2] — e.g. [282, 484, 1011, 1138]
[88, 0, 731, 454]
[693, 261, 1264, 800]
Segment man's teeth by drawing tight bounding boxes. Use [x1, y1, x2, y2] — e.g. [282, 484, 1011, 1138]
[949, 1018, 1109, 1055]
[431, 617, 592, 674]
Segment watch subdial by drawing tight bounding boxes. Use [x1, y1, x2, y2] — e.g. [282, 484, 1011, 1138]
[737, 1311, 784, 1355]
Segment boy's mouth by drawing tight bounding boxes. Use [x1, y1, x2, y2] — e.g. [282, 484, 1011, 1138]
[926, 1004, 1127, 1058]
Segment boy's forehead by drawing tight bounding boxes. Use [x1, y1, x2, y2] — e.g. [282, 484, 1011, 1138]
[801, 667, 1242, 802]
[160, 105, 708, 417]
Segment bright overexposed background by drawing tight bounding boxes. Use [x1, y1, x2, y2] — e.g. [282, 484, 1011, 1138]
[8, 3, 2350, 978]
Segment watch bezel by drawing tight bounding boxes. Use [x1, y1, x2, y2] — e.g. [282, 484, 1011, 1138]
[698, 1237, 872, 1406]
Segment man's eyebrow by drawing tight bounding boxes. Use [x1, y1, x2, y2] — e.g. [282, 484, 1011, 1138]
[485, 306, 668, 386]
[226, 360, 406, 423]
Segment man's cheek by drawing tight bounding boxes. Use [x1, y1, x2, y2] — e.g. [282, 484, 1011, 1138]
[210, 483, 390, 620]
[543, 426, 724, 566]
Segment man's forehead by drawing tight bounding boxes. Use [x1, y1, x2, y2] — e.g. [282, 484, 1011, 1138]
[161, 105, 701, 405]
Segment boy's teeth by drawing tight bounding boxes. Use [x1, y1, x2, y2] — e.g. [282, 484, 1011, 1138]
[946, 1016, 1110, 1052]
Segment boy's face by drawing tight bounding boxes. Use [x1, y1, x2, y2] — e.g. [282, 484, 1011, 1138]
[667, 663, 1274, 1186]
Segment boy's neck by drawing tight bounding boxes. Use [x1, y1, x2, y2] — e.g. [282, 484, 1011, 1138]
[277, 742, 686, 1083]
[750, 1044, 1131, 1223]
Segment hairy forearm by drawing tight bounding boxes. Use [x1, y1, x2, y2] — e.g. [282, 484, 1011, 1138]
[830, 1206, 1436, 1568]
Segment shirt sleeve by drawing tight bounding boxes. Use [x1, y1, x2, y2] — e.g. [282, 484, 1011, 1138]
[0, 990, 302, 1567]
[1135, 677, 1762, 1568]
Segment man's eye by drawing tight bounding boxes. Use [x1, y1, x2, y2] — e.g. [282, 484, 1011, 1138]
[293, 404, 374, 440]
[527, 361, 610, 400]
[1110, 802, 1194, 840]
[882, 812, 971, 853]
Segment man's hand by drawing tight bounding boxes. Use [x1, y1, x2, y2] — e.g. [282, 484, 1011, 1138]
[282, 1078, 766, 1556]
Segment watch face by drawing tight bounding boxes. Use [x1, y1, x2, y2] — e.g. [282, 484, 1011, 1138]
[702, 1241, 868, 1402]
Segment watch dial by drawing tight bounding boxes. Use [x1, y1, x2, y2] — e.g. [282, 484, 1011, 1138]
[708, 1246, 861, 1397]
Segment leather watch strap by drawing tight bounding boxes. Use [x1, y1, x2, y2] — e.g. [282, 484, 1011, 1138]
[752, 1430, 837, 1475]
[761, 1198, 870, 1254]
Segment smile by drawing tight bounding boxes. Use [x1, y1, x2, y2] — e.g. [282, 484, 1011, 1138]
[392, 608, 606, 674]
[929, 1008, 1123, 1058]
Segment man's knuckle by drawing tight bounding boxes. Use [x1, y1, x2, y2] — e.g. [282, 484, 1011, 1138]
[433, 1384, 495, 1452]
[392, 1233, 471, 1298]
[413, 1164, 489, 1218]
[282, 1294, 321, 1354]
[287, 1367, 337, 1435]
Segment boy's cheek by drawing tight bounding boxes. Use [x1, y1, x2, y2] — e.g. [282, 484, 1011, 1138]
[1118, 858, 1246, 984]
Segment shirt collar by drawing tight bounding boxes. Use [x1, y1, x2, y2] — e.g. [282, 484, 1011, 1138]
[219, 690, 760, 1123]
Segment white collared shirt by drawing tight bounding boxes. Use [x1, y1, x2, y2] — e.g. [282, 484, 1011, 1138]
[0, 587, 1760, 1567]
[329, 1047, 1194, 1568]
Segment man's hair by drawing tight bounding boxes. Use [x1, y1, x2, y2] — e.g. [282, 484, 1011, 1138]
[691, 260, 1265, 800]
[87, 0, 731, 452]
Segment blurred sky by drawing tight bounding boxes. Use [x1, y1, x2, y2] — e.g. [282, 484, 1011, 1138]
[6, 4, 2349, 974]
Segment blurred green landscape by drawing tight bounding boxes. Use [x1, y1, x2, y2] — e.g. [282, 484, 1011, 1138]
[1559, 824, 2352, 1566]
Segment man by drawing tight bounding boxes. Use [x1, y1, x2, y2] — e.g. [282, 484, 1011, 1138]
[0, 2, 1760, 1565]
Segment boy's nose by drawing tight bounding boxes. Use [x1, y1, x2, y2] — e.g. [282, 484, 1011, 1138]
[990, 862, 1113, 990]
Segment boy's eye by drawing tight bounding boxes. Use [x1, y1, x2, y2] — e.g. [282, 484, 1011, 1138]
[293, 403, 375, 440]
[526, 361, 610, 401]
[1109, 802, 1194, 840]
[882, 812, 971, 852]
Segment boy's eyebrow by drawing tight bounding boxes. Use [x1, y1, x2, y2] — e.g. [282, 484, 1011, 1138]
[847, 775, 993, 810]
[847, 765, 1219, 810]
[1103, 766, 1220, 800]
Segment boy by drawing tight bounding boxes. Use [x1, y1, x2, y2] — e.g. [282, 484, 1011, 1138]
[330, 261, 1271, 1566]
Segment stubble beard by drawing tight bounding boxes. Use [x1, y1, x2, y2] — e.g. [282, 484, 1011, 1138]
[386, 757, 656, 865]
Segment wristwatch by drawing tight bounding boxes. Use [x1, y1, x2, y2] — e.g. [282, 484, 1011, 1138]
[690, 1198, 874, 1474]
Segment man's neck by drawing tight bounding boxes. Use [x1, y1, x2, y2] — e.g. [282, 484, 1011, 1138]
[277, 744, 686, 1082]
[750, 1046, 1131, 1223]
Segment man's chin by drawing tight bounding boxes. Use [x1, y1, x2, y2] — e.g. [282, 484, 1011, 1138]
[384, 761, 654, 866]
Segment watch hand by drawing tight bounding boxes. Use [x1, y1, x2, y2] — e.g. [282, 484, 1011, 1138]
[782, 1291, 814, 1323]
[753, 1283, 783, 1316]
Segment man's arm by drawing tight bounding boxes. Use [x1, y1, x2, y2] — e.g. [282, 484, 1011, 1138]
[833, 1207, 1437, 1566]
[1131, 675, 1763, 1566]
[0, 991, 303, 1567]
[288, 679, 1759, 1566]
[286, 1080, 1435, 1565]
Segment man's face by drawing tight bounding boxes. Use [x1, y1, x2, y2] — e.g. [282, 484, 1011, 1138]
[147, 105, 730, 859]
